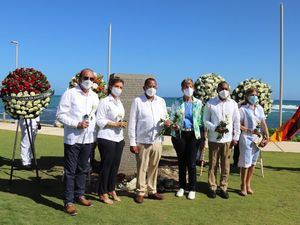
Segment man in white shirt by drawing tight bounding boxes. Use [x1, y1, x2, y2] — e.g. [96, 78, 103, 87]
[128, 78, 169, 204]
[203, 81, 240, 199]
[56, 68, 99, 215]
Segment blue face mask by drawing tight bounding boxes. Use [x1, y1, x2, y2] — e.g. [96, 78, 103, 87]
[249, 95, 259, 105]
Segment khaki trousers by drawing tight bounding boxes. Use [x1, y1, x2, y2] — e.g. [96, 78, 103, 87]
[208, 142, 232, 191]
[136, 142, 162, 195]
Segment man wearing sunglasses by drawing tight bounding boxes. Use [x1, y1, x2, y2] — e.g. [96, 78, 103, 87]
[56, 68, 99, 215]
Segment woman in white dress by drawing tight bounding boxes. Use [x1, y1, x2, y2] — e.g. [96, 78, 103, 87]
[238, 88, 269, 196]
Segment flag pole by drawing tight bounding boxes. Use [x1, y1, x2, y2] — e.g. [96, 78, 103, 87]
[107, 23, 112, 83]
[279, 3, 284, 127]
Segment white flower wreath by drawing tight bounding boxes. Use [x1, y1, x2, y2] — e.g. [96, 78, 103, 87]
[232, 78, 273, 116]
[193, 73, 226, 104]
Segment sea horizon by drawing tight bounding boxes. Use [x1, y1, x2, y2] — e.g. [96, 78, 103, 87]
[0, 96, 299, 129]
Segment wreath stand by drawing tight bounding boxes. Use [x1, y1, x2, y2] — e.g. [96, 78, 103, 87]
[9, 119, 40, 185]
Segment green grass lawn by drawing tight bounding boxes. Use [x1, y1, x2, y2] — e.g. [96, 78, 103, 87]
[0, 130, 300, 225]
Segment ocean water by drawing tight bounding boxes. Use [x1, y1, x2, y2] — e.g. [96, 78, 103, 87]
[0, 96, 299, 129]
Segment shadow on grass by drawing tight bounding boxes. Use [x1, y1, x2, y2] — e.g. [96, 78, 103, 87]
[0, 156, 64, 170]
[0, 156, 64, 211]
[263, 165, 300, 172]
[195, 181, 240, 196]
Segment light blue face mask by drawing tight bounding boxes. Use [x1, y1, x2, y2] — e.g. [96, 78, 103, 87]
[249, 95, 259, 105]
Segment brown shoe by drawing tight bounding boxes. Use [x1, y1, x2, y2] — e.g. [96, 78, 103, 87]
[148, 193, 164, 200]
[64, 203, 77, 216]
[77, 196, 93, 207]
[99, 194, 114, 204]
[134, 194, 144, 204]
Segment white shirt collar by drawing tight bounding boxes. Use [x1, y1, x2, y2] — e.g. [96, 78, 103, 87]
[75, 85, 93, 97]
[142, 93, 158, 101]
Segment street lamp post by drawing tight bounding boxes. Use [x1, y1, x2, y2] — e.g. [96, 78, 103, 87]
[107, 24, 112, 83]
[279, 3, 284, 127]
[10, 40, 19, 69]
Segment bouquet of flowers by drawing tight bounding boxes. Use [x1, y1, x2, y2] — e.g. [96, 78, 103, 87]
[69, 72, 107, 99]
[0, 68, 54, 119]
[252, 122, 268, 148]
[194, 73, 226, 104]
[159, 109, 183, 136]
[216, 115, 229, 140]
[231, 78, 273, 116]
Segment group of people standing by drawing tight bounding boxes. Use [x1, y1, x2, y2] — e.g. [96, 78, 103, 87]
[56, 68, 269, 216]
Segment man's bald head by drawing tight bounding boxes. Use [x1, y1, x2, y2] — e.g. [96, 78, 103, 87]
[79, 68, 95, 79]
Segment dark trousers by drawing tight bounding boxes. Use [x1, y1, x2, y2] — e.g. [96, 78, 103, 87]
[97, 138, 125, 195]
[64, 143, 92, 204]
[171, 131, 198, 191]
[233, 143, 240, 167]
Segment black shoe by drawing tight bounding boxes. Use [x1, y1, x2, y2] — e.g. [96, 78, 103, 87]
[22, 164, 32, 170]
[207, 189, 216, 199]
[219, 190, 229, 199]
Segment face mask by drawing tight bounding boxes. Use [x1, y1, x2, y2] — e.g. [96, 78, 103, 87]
[249, 95, 259, 105]
[111, 87, 122, 97]
[218, 90, 230, 99]
[183, 87, 194, 97]
[81, 80, 93, 90]
[145, 87, 156, 97]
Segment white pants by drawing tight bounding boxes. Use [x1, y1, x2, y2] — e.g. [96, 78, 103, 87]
[20, 120, 38, 166]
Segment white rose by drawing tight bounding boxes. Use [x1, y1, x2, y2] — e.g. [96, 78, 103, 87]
[92, 83, 98, 89]
[14, 105, 21, 110]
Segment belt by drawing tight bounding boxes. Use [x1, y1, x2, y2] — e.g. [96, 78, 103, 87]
[182, 128, 193, 132]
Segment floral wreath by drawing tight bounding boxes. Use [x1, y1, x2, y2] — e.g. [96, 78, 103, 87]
[231, 78, 273, 116]
[69, 72, 107, 99]
[193, 73, 226, 104]
[0, 68, 54, 119]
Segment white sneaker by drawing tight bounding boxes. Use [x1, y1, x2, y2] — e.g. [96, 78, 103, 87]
[176, 188, 185, 197]
[188, 191, 196, 200]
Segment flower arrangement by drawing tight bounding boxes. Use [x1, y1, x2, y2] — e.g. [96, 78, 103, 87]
[0, 68, 54, 119]
[231, 78, 273, 116]
[216, 115, 229, 140]
[252, 122, 269, 148]
[69, 72, 107, 99]
[159, 106, 184, 136]
[159, 115, 172, 136]
[193, 73, 226, 104]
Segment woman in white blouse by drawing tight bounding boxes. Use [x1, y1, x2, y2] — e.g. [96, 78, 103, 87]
[96, 77, 127, 204]
[238, 88, 269, 196]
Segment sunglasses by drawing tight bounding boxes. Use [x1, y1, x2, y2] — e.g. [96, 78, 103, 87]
[82, 76, 95, 82]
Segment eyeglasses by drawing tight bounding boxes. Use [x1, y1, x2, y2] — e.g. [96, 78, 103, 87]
[83, 76, 95, 82]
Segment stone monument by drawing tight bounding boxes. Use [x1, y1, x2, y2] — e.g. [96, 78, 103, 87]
[109, 73, 154, 174]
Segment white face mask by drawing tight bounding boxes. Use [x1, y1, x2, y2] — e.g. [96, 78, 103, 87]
[145, 87, 156, 97]
[81, 80, 93, 90]
[111, 87, 122, 97]
[218, 90, 230, 99]
[183, 87, 194, 97]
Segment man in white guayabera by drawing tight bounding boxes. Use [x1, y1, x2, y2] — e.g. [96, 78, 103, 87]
[203, 81, 240, 199]
[56, 68, 99, 216]
[128, 78, 170, 204]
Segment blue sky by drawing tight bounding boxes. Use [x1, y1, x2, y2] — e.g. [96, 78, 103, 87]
[0, 0, 299, 99]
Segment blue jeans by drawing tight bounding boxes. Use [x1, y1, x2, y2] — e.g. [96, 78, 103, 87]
[63, 143, 92, 204]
